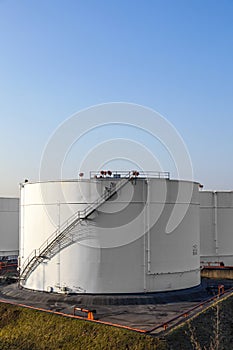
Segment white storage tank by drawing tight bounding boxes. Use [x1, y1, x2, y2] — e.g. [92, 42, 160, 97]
[0, 197, 19, 258]
[19, 172, 200, 294]
[200, 191, 233, 266]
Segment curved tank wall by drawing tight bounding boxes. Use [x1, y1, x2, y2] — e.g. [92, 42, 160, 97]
[19, 178, 200, 293]
[200, 191, 233, 266]
[0, 197, 19, 257]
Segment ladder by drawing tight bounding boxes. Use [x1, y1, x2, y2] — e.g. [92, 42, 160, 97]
[20, 176, 132, 282]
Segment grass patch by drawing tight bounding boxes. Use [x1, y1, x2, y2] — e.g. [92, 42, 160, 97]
[0, 303, 165, 350]
[165, 294, 233, 350]
[2, 294, 233, 349]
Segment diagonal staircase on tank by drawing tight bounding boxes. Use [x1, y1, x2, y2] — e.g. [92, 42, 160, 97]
[19, 175, 132, 283]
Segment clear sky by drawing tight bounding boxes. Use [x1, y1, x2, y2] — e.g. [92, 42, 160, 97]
[0, 0, 233, 196]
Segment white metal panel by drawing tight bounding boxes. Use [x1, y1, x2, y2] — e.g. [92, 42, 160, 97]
[200, 191, 233, 265]
[217, 208, 233, 256]
[217, 191, 233, 208]
[0, 198, 19, 256]
[199, 191, 216, 257]
[20, 179, 200, 293]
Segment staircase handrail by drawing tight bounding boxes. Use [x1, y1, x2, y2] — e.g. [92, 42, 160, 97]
[20, 174, 131, 280]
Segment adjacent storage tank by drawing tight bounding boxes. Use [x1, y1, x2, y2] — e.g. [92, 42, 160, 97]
[19, 173, 200, 294]
[200, 191, 233, 266]
[0, 197, 19, 258]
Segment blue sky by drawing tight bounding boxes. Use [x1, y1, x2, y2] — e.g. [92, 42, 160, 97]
[0, 0, 233, 196]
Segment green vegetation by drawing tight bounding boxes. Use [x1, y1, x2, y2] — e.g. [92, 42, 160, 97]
[165, 295, 233, 350]
[0, 303, 164, 350]
[1, 294, 233, 349]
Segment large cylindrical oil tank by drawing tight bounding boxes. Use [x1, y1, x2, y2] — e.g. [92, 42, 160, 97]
[19, 175, 200, 293]
[0, 197, 19, 258]
[200, 191, 233, 265]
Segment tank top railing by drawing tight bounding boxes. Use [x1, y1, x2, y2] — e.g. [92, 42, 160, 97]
[20, 175, 132, 282]
[90, 170, 170, 179]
